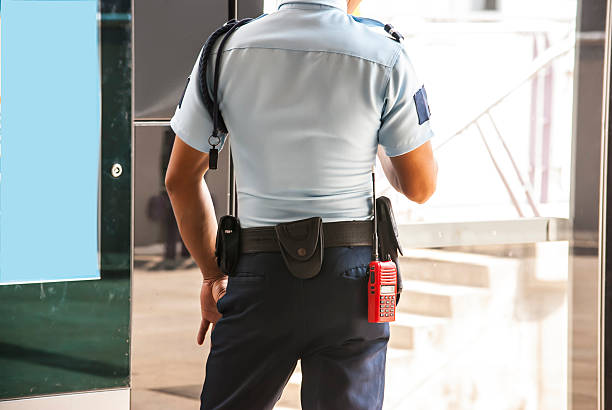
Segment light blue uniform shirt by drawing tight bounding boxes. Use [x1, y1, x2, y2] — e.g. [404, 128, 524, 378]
[170, 0, 434, 228]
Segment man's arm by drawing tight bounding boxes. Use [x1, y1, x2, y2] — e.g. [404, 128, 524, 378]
[165, 135, 225, 344]
[376, 41, 438, 203]
[165, 136, 221, 282]
[377, 140, 438, 204]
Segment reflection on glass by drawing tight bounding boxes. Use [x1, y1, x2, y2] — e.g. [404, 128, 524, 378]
[131, 1, 599, 409]
[385, 242, 568, 409]
[0, 279, 131, 398]
[135, 127, 194, 270]
[132, 241, 571, 409]
[359, 0, 576, 224]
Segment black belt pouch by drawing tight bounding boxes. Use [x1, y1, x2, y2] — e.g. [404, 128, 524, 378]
[215, 215, 242, 276]
[274, 216, 324, 279]
[376, 196, 404, 304]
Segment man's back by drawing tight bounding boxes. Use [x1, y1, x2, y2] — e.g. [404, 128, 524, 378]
[171, 0, 434, 227]
[165, 2, 437, 409]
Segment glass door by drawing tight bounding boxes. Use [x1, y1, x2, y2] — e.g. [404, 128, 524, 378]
[265, 0, 606, 408]
[0, 0, 132, 404]
[347, 0, 604, 408]
[129, 0, 610, 408]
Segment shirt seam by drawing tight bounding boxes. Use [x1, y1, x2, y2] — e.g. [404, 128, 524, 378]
[385, 125, 434, 157]
[210, 46, 395, 68]
[377, 46, 402, 145]
[388, 43, 402, 71]
[382, 46, 403, 112]
[377, 66, 393, 146]
[278, 0, 347, 11]
[279, 4, 343, 11]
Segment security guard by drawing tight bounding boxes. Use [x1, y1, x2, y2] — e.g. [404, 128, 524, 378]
[165, 0, 438, 409]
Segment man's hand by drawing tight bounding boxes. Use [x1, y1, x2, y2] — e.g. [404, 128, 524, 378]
[197, 276, 227, 345]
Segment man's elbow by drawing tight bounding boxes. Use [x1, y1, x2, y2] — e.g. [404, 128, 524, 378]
[410, 186, 436, 204]
[389, 149, 438, 205]
[165, 173, 181, 196]
[398, 183, 435, 204]
[165, 171, 204, 197]
[399, 172, 438, 204]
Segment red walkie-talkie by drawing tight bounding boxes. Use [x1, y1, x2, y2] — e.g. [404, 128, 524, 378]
[368, 167, 397, 323]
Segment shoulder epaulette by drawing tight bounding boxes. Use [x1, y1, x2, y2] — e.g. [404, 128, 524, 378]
[383, 23, 404, 42]
[350, 15, 404, 43]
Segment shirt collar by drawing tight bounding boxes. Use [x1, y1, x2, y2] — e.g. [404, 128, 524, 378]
[278, 0, 347, 13]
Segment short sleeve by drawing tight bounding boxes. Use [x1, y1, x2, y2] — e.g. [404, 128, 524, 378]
[170, 46, 228, 153]
[378, 47, 434, 157]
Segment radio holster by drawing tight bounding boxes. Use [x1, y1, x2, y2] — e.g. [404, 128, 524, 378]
[215, 215, 242, 276]
[275, 216, 324, 279]
[376, 196, 404, 305]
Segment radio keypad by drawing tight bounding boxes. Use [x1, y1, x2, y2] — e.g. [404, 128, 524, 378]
[378, 294, 395, 318]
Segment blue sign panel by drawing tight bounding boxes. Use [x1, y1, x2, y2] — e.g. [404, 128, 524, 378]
[0, 0, 100, 284]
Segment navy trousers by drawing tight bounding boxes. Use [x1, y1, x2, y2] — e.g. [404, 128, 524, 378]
[200, 246, 390, 410]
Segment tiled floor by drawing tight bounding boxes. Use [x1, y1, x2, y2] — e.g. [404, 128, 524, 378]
[131, 260, 304, 409]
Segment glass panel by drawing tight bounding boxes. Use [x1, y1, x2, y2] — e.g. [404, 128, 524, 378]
[358, 0, 577, 223]
[605, 0, 612, 404]
[385, 242, 568, 409]
[569, 0, 607, 407]
[134, 126, 191, 266]
[132, 1, 605, 409]
[133, 0, 227, 120]
[0, 0, 132, 399]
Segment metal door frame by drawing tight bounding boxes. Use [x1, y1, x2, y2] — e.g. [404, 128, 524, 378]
[600, 0, 612, 407]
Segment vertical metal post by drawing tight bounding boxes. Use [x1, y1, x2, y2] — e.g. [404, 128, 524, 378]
[529, 34, 540, 195]
[601, 0, 612, 407]
[228, 0, 237, 20]
[571, 0, 609, 408]
[541, 34, 554, 204]
[484, 0, 497, 10]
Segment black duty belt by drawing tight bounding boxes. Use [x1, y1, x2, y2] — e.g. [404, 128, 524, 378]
[240, 220, 373, 254]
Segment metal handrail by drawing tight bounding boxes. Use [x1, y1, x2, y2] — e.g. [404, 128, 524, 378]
[410, 37, 575, 217]
[437, 38, 574, 151]
[396, 216, 569, 248]
[379, 37, 574, 214]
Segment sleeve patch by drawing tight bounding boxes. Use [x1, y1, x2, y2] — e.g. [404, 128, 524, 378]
[178, 76, 190, 109]
[414, 86, 431, 125]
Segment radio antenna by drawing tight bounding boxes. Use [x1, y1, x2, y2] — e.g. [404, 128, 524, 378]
[372, 166, 379, 261]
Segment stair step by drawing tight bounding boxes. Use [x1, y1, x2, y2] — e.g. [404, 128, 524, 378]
[397, 280, 490, 318]
[399, 248, 521, 289]
[398, 248, 519, 288]
[389, 312, 448, 350]
[399, 257, 490, 288]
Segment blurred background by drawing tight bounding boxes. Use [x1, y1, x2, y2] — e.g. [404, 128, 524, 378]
[0, 0, 610, 409]
[129, 1, 602, 409]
